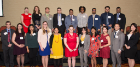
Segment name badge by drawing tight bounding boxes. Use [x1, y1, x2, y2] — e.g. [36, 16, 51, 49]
[32, 33, 36, 36]
[92, 38, 94, 40]
[39, 14, 41, 16]
[29, 15, 31, 17]
[101, 40, 103, 43]
[4, 32, 8, 35]
[62, 18, 64, 21]
[115, 36, 118, 38]
[72, 19, 75, 21]
[81, 41, 84, 44]
[118, 18, 121, 20]
[83, 16, 85, 18]
[108, 16, 111, 18]
[50, 18, 52, 20]
[95, 18, 98, 20]
[20, 37, 23, 40]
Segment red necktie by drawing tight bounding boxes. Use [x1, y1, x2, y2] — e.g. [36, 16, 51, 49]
[8, 30, 10, 42]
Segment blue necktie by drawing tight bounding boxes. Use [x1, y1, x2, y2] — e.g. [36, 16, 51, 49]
[116, 13, 119, 23]
[106, 13, 109, 24]
[114, 32, 116, 38]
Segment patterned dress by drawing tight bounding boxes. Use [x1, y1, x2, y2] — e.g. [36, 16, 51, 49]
[88, 35, 100, 58]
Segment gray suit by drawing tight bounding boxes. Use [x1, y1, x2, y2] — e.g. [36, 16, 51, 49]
[65, 15, 78, 33]
[111, 30, 125, 67]
[1, 29, 15, 67]
[40, 14, 53, 29]
[79, 34, 90, 67]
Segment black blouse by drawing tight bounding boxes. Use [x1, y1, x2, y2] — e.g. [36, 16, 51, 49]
[32, 13, 42, 25]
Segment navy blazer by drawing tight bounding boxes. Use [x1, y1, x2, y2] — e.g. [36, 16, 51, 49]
[88, 14, 101, 31]
[101, 12, 114, 29]
[65, 15, 78, 33]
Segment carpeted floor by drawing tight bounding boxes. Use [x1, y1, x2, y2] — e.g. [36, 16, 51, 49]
[0, 64, 140, 67]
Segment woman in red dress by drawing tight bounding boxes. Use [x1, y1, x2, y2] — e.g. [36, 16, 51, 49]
[64, 25, 79, 67]
[88, 26, 100, 67]
[21, 7, 32, 33]
[100, 26, 111, 67]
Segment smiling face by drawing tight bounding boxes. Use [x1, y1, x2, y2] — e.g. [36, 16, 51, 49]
[69, 27, 74, 33]
[82, 28, 86, 34]
[116, 8, 121, 13]
[69, 10, 73, 15]
[131, 25, 136, 32]
[18, 24, 23, 30]
[54, 28, 59, 34]
[103, 27, 108, 33]
[91, 28, 96, 34]
[45, 8, 50, 13]
[29, 26, 34, 31]
[6, 22, 11, 29]
[35, 7, 38, 12]
[43, 22, 48, 29]
[114, 24, 120, 31]
[92, 9, 96, 14]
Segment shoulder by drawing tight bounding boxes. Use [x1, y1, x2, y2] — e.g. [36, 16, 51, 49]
[53, 14, 57, 16]
[38, 29, 43, 32]
[86, 35, 90, 38]
[11, 29, 15, 32]
[28, 13, 31, 15]
[101, 13, 105, 15]
[95, 14, 100, 17]
[89, 15, 92, 17]
[109, 13, 114, 15]
[1, 29, 6, 33]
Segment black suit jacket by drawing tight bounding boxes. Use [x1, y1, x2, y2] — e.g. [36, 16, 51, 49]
[53, 13, 66, 31]
[125, 32, 139, 49]
[113, 13, 126, 30]
[1, 29, 15, 50]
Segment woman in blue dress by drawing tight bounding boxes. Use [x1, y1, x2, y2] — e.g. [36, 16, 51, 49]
[38, 21, 52, 67]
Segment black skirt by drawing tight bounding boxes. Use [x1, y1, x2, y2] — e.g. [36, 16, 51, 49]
[125, 48, 137, 59]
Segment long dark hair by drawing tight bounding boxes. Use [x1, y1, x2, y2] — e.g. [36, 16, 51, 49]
[90, 26, 97, 37]
[81, 27, 88, 35]
[33, 6, 40, 14]
[128, 23, 139, 34]
[15, 23, 25, 36]
[28, 24, 36, 34]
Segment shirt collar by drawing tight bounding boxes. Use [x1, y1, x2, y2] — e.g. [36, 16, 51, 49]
[92, 14, 96, 16]
[7, 28, 10, 32]
[117, 13, 120, 15]
[115, 30, 119, 33]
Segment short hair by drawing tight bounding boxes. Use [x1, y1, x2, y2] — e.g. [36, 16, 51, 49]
[92, 8, 96, 11]
[116, 7, 121, 9]
[45, 7, 50, 10]
[114, 23, 120, 27]
[24, 7, 28, 10]
[69, 25, 74, 28]
[102, 26, 108, 30]
[69, 9, 73, 12]
[79, 6, 86, 12]
[5, 21, 11, 25]
[105, 6, 110, 9]
[57, 7, 61, 10]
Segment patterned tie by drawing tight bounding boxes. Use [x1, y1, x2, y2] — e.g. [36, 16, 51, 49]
[8, 30, 10, 42]
[116, 13, 119, 23]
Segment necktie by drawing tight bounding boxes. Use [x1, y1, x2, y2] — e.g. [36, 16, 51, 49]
[58, 15, 61, 26]
[106, 13, 109, 24]
[116, 13, 119, 23]
[114, 32, 116, 38]
[8, 30, 10, 42]
[93, 15, 95, 26]
[70, 15, 72, 24]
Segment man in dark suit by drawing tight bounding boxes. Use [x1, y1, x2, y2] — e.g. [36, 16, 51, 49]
[101, 6, 114, 36]
[112, 7, 126, 32]
[53, 7, 66, 37]
[1, 21, 15, 67]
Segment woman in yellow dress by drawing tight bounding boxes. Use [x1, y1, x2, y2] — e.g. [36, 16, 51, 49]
[50, 27, 63, 67]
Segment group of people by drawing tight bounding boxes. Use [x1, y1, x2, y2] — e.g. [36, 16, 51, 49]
[1, 5, 139, 67]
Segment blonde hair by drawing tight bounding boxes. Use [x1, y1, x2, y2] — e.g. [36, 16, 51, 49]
[42, 21, 50, 34]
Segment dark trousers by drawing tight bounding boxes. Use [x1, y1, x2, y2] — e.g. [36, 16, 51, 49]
[3, 48, 14, 67]
[29, 48, 38, 66]
[78, 27, 82, 35]
[58, 26, 65, 37]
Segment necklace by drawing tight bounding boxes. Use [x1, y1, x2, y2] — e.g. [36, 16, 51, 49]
[55, 34, 59, 43]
